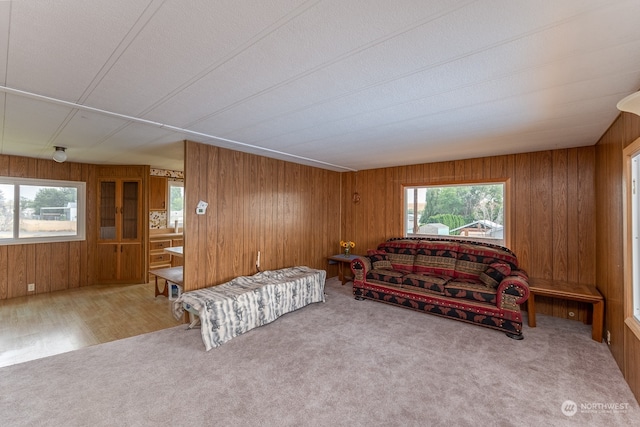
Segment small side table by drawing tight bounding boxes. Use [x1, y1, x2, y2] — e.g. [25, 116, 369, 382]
[150, 266, 184, 298]
[527, 278, 604, 342]
[327, 254, 358, 285]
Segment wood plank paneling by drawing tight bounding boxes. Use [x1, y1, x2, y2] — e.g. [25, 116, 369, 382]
[596, 117, 626, 370]
[35, 241, 52, 294]
[566, 149, 579, 283]
[69, 241, 81, 289]
[552, 150, 568, 282]
[625, 324, 640, 402]
[83, 163, 96, 287]
[513, 154, 532, 275]
[7, 245, 26, 299]
[183, 142, 341, 291]
[578, 147, 596, 285]
[50, 242, 69, 292]
[530, 151, 553, 280]
[26, 245, 36, 294]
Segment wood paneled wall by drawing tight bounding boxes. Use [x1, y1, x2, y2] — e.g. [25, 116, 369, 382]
[595, 111, 640, 402]
[340, 148, 597, 319]
[183, 141, 341, 291]
[0, 155, 96, 300]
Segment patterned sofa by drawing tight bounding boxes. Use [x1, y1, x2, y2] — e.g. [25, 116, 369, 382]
[350, 237, 529, 338]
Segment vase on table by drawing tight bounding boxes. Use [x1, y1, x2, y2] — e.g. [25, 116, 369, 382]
[344, 247, 350, 257]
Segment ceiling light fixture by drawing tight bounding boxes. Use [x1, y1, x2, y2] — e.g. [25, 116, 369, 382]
[52, 146, 67, 163]
[617, 91, 640, 116]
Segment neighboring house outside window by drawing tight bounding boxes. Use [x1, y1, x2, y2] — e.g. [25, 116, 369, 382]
[404, 181, 508, 247]
[0, 177, 86, 245]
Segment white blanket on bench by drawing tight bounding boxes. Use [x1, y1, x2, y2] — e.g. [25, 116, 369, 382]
[172, 266, 326, 350]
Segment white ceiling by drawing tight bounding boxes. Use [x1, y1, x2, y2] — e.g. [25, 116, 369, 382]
[1, 0, 640, 172]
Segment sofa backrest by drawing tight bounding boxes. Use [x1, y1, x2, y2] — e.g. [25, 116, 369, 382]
[454, 242, 519, 279]
[376, 239, 419, 272]
[414, 240, 459, 277]
[381, 237, 519, 279]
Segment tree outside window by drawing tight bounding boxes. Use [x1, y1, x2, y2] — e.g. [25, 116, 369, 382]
[404, 182, 507, 246]
[0, 178, 85, 244]
[168, 180, 184, 228]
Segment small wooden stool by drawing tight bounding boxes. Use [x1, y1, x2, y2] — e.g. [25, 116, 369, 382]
[527, 278, 604, 342]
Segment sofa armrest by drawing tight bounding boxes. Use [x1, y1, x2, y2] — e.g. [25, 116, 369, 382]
[350, 257, 371, 282]
[496, 270, 530, 310]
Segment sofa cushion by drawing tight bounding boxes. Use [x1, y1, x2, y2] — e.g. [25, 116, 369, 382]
[479, 262, 512, 288]
[444, 279, 497, 304]
[368, 252, 393, 270]
[366, 269, 405, 286]
[402, 273, 450, 295]
[455, 243, 518, 279]
[414, 241, 459, 276]
[377, 240, 418, 272]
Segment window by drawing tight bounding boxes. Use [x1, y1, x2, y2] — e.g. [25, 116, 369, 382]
[404, 181, 507, 246]
[168, 180, 184, 228]
[624, 137, 640, 333]
[0, 177, 86, 245]
[627, 150, 640, 323]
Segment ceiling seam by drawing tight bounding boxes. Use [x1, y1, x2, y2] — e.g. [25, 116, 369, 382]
[34, 0, 168, 158]
[268, 84, 629, 154]
[40, 109, 79, 156]
[271, 76, 631, 156]
[248, 38, 640, 148]
[212, 0, 622, 143]
[136, 0, 323, 118]
[0, 0, 11, 152]
[180, 0, 479, 129]
[76, 0, 168, 105]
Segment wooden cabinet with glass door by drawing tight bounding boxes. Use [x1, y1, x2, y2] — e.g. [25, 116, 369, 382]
[96, 178, 144, 283]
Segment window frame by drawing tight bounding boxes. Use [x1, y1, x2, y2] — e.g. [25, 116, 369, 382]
[168, 179, 184, 228]
[402, 179, 511, 248]
[623, 137, 640, 339]
[0, 176, 86, 245]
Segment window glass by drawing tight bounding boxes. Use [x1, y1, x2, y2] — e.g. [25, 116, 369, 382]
[168, 180, 184, 228]
[0, 177, 85, 244]
[404, 182, 506, 246]
[631, 155, 640, 323]
[0, 184, 15, 239]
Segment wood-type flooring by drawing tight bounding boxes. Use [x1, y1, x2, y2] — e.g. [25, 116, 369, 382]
[0, 282, 182, 368]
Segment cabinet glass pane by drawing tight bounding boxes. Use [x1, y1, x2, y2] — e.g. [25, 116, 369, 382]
[122, 181, 139, 239]
[100, 181, 116, 240]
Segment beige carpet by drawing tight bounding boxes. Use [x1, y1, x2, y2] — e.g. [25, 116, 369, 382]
[1, 277, 638, 426]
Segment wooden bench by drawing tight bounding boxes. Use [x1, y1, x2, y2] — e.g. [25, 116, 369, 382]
[150, 266, 184, 298]
[527, 278, 604, 342]
[171, 266, 326, 350]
